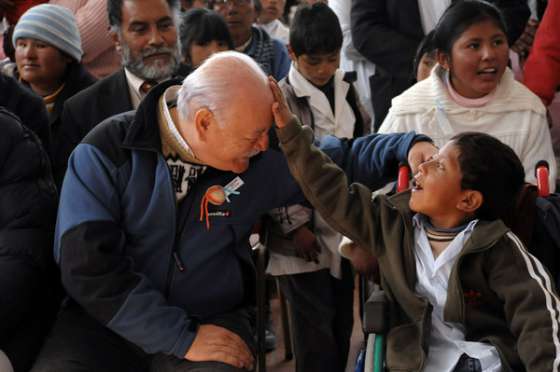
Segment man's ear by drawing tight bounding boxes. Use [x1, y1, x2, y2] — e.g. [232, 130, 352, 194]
[436, 50, 450, 71]
[193, 108, 215, 142]
[457, 190, 483, 214]
[110, 30, 122, 53]
[287, 45, 297, 63]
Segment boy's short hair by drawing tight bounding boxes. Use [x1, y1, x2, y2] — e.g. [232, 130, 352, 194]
[452, 132, 525, 221]
[289, 2, 342, 57]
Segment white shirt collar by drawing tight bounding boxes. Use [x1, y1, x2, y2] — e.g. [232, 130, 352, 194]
[124, 68, 147, 109]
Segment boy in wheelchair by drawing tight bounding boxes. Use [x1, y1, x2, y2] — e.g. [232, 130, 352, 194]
[270, 80, 560, 372]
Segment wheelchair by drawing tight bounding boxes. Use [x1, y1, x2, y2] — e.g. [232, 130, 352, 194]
[355, 161, 556, 372]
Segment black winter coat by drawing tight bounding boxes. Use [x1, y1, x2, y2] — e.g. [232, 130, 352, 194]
[0, 107, 58, 370]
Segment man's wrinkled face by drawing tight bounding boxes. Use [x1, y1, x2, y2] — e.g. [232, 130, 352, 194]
[190, 88, 273, 174]
[206, 102, 271, 173]
[115, 0, 181, 80]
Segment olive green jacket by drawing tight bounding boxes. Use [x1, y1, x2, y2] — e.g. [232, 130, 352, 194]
[276, 119, 560, 372]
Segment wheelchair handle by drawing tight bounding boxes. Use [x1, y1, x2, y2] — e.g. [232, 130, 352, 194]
[536, 161, 550, 197]
[397, 164, 410, 193]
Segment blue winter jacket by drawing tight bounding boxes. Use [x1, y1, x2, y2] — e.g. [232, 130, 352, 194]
[54, 79, 424, 359]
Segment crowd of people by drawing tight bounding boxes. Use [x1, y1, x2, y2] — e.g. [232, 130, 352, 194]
[1, 0, 560, 371]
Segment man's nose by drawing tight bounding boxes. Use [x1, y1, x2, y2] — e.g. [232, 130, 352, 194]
[148, 27, 164, 46]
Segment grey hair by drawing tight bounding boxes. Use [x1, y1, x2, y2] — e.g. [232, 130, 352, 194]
[177, 51, 268, 126]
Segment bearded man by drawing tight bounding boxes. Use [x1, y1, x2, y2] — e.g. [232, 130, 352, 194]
[52, 0, 185, 188]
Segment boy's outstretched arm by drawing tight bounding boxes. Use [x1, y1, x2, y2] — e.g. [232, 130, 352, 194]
[268, 77, 436, 251]
[269, 77, 435, 176]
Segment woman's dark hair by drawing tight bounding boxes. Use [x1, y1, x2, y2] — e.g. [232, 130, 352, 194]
[433, 0, 508, 55]
[179, 8, 234, 63]
[413, 29, 436, 80]
[289, 2, 342, 57]
[451, 132, 525, 221]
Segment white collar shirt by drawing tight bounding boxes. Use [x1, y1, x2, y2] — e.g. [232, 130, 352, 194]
[412, 215, 502, 372]
[288, 65, 355, 140]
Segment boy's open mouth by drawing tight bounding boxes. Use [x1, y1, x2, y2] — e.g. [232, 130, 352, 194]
[412, 178, 423, 191]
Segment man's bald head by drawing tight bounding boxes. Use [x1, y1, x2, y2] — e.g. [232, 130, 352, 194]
[176, 51, 274, 173]
[177, 51, 273, 126]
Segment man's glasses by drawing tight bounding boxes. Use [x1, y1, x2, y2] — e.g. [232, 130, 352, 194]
[214, 0, 251, 7]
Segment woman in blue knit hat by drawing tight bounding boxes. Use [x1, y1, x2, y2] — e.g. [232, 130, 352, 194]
[12, 3, 95, 160]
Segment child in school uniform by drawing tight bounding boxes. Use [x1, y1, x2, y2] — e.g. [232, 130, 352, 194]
[270, 72, 560, 371]
[265, 3, 365, 371]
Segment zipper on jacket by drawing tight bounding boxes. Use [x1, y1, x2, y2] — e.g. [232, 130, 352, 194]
[164, 166, 199, 298]
[173, 251, 185, 272]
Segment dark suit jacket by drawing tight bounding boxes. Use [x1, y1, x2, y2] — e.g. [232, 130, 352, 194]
[351, 0, 530, 131]
[49, 63, 96, 176]
[54, 69, 133, 189]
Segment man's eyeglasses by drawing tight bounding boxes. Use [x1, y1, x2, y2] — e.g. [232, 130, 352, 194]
[214, 0, 251, 7]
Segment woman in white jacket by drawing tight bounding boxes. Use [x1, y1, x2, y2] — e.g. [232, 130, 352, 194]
[378, 0, 556, 190]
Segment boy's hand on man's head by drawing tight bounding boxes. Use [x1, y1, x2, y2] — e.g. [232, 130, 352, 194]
[408, 141, 438, 174]
[269, 76, 296, 129]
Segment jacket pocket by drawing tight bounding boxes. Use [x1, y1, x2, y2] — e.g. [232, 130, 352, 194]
[386, 322, 423, 371]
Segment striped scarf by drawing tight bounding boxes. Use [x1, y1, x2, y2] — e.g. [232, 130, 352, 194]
[244, 26, 275, 77]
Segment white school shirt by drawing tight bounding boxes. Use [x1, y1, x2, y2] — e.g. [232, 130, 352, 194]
[412, 215, 502, 372]
[266, 66, 356, 277]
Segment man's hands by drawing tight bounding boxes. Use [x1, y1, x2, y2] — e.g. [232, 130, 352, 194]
[292, 225, 321, 263]
[185, 324, 253, 370]
[269, 76, 296, 129]
[408, 141, 438, 174]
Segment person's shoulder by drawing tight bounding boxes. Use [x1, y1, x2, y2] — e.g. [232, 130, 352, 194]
[0, 73, 43, 107]
[504, 73, 547, 115]
[79, 111, 135, 167]
[0, 107, 24, 141]
[390, 75, 437, 115]
[65, 69, 125, 108]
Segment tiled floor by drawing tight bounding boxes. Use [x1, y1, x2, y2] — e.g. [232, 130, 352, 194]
[265, 284, 363, 372]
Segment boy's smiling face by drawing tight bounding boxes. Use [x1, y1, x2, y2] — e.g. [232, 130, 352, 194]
[410, 141, 480, 228]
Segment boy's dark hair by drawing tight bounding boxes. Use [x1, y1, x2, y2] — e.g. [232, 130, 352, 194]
[107, 0, 180, 29]
[179, 8, 234, 63]
[433, 0, 508, 55]
[413, 29, 436, 81]
[289, 2, 342, 57]
[452, 132, 525, 221]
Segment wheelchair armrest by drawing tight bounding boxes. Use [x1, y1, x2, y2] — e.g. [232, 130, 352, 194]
[363, 287, 388, 334]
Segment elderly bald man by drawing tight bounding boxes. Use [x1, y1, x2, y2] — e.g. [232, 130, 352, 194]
[31, 51, 434, 372]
